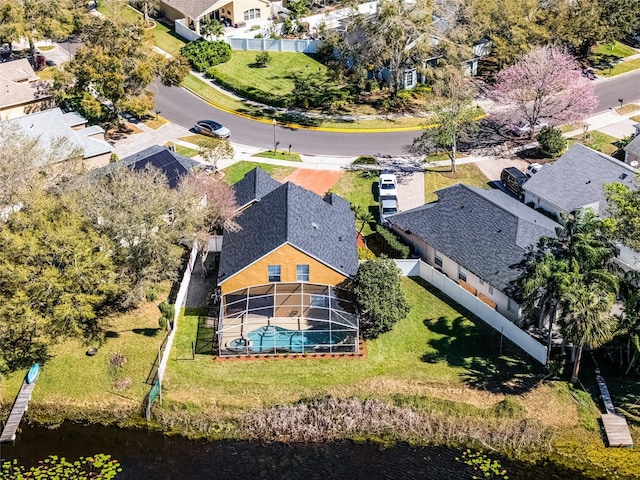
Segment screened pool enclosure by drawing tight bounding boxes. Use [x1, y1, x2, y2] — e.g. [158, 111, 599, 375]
[217, 283, 359, 357]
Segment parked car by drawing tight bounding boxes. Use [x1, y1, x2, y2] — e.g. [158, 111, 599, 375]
[194, 120, 231, 139]
[379, 195, 399, 224]
[500, 167, 528, 198]
[525, 163, 543, 177]
[510, 119, 548, 136]
[378, 172, 398, 198]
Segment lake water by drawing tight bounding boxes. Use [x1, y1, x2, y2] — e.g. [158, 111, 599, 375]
[0, 423, 588, 479]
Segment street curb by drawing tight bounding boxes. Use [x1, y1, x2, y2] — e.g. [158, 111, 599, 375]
[181, 84, 426, 134]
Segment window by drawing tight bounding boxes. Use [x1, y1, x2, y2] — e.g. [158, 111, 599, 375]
[434, 256, 443, 268]
[479, 279, 484, 285]
[488, 286, 494, 295]
[268, 265, 281, 282]
[403, 69, 415, 88]
[458, 266, 467, 282]
[244, 8, 260, 20]
[296, 264, 309, 282]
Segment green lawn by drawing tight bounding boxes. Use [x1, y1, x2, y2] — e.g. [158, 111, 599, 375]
[594, 41, 638, 59]
[162, 278, 539, 411]
[152, 20, 187, 57]
[211, 51, 330, 102]
[222, 161, 297, 184]
[96, 2, 142, 23]
[569, 130, 619, 156]
[424, 163, 490, 203]
[597, 57, 640, 77]
[330, 170, 378, 235]
[0, 282, 171, 407]
[252, 150, 302, 162]
[178, 134, 221, 148]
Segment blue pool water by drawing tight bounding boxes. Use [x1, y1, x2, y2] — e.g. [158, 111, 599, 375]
[246, 325, 340, 353]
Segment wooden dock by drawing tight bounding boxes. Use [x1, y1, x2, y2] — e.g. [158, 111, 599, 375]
[602, 414, 634, 448]
[0, 380, 36, 443]
[595, 372, 633, 448]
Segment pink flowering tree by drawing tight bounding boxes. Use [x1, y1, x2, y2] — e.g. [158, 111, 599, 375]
[489, 46, 598, 137]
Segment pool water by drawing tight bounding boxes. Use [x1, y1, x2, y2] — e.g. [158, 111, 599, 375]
[246, 325, 343, 353]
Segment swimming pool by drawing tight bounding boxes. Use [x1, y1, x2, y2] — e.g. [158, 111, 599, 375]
[246, 325, 344, 353]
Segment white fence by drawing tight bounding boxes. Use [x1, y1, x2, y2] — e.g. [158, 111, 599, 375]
[228, 37, 317, 53]
[394, 259, 548, 364]
[175, 18, 202, 42]
[156, 241, 199, 382]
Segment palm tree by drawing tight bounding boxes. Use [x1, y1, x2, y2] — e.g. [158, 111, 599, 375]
[617, 271, 640, 374]
[559, 280, 618, 383]
[353, 204, 374, 235]
[200, 18, 225, 40]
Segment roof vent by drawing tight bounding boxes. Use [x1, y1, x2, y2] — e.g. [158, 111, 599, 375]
[619, 173, 628, 180]
[586, 180, 591, 184]
[311, 222, 319, 229]
[631, 161, 639, 168]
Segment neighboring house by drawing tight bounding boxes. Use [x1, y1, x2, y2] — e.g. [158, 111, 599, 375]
[160, 0, 270, 34]
[0, 107, 113, 169]
[0, 59, 53, 120]
[215, 168, 360, 357]
[624, 124, 640, 167]
[96, 145, 199, 189]
[522, 143, 639, 271]
[388, 184, 559, 323]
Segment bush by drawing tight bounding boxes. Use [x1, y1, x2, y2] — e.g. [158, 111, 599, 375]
[353, 156, 378, 165]
[254, 51, 271, 68]
[537, 126, 566, 157]
[109, 352, 127, 369]
[376, 225, 410, 259]
[358, 246, 376, 260]
[180, 39, 231, 72]
[158, 301, 175, 329]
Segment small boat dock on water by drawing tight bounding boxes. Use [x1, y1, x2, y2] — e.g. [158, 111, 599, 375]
[0, 364, 39, 443]
[595, 371, 633, 448]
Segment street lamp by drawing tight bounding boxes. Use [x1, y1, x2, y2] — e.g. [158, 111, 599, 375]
[272, 118, 277, 153]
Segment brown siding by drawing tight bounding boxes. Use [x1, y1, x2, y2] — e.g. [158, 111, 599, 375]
[220, 243, 348, 294]
[458, 280, 477, 296]
[478, 293, 497, 309]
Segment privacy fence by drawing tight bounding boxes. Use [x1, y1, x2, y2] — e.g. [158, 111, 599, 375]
[393, 259, 548, 365]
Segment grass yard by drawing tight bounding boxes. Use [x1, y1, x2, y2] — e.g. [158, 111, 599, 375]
[162, 278, 543, 411]
[597, 57, 640, 77]
[222, 161, 297, 185]
[632, 114, 640, 123]
[178, 134, 221, 149]
[0, 282, 171, 407]
[594, 41, 638, 59]
[143, 114, 169, 129]
[330, 170, 378, 235]
[210, 51, 330, 101]
[616, 104, 640, 115]
[569, 130, 619, 156]
[424, 163, 490, 203]
[152, 21, 187, 57]
[96, 2, 142, 24]
[252, 150, 302, 162]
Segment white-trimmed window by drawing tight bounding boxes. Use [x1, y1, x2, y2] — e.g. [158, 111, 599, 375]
[296, 264, 309, 282]
[268, 265, 281, 282]
[244, 8, 260, 20]
[458, 266, 467, 282]
[403, 69, 415, 88]
[488, 286, 494, 295]
[434, 256, 443, 268]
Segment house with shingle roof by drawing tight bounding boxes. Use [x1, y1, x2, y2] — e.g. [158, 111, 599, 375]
[96, 145, 198, 189]
[214, 168, 360, 357]
[1, 107, 113, 169]
[160, 0, 270, 35]
[624, 124, 640, 167]
[387, 184, 559, 323]
[232, 166, 282, 211]
[0, 59, 53, 120]
[522, 143, 639, 271]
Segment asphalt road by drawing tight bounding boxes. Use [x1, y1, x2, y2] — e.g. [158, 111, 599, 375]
[154, 70, 640, 156]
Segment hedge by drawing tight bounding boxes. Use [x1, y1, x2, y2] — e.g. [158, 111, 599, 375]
[181, 40, 231, 72]
[376, 226, 410, 259]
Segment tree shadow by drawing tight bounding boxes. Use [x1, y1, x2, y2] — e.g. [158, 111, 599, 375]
[132, 328, 160, 337]
[105, 330, 120, 338]
[417, 281, 542, 394]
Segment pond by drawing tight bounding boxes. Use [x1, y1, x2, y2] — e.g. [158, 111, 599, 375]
[0, 423, 589, 480]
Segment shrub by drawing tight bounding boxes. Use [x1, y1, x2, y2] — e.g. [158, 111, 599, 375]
[158, 301, 175, 329]
[109, 153, 119, 163]
[254, 51, 271, 68]
[358, 246, 376, 260]
[491, 397, 525, 419]
[376, 225, 410, 259]
[353, 156, 378, 165]
[537, 126, 567, 157]
[180, 39, 231, 72]
[109, 352, 127, 369]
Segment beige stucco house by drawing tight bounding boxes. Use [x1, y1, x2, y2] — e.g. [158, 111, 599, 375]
[0, 59, 54, 120]
[160, 0, 271, 33]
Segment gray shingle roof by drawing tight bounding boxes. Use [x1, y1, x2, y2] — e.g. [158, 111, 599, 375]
[1, 108, 111, 162]
[523, 143, 637, 215]
[625, 134, 640, 158]
[388, 184, 558, 292]
[218, 181, 358, 284]
[97, 145, 198, 189]
[232, 167, 282, 209]
[161, 0, 222, 20]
